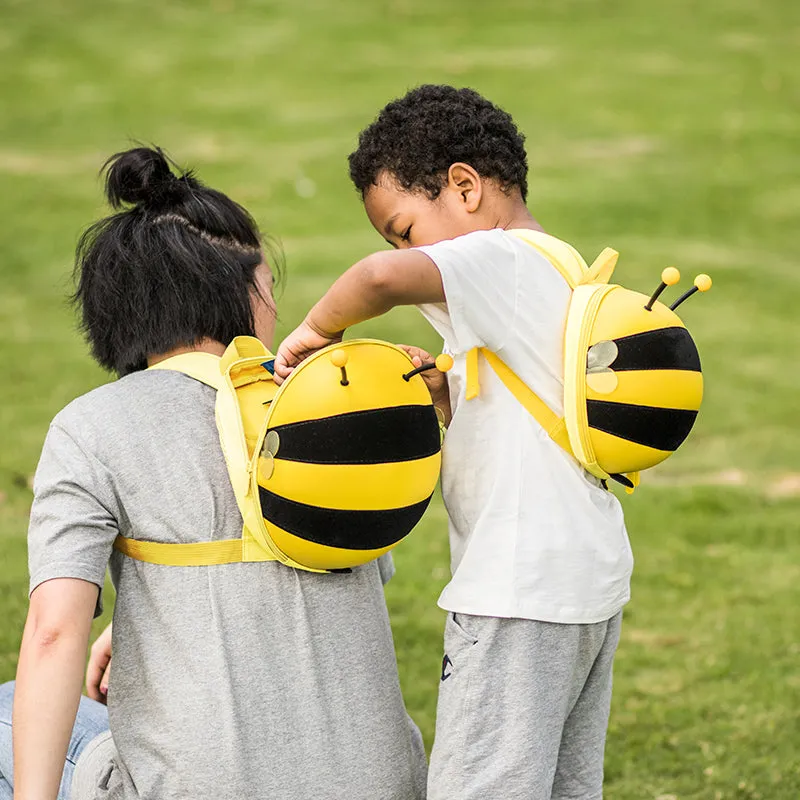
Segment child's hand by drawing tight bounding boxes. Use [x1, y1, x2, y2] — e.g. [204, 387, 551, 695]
[398, 344, 452, 425]
[274, 320, 343, 384]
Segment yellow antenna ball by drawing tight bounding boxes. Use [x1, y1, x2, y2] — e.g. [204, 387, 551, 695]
[329, 349, 348, 368]
[435, 354, 454, 373]
[694, 274, 712, 292]
[661, 267, 681, 286]
[645, 267, 681, 311]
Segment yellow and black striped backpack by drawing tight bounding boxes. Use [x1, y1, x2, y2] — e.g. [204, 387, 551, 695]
[114, 336, 450, 572]
[465, 230, 712, 492]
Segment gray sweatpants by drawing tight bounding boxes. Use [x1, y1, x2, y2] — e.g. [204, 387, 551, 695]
[71, 731, 119, 799]
[428, 611, 622, 800]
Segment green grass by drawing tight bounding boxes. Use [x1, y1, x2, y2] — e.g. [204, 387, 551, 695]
[1, 0, 798, 796]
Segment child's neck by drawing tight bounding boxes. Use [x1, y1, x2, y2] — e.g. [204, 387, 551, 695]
[485, 198, 545, 234]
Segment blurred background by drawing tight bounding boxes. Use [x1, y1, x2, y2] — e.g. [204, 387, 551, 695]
[1, 0, 798, 796]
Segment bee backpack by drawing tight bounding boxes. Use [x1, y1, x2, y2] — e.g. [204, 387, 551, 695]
[466, 230, 712, 492]
[114, 336, 450, 572]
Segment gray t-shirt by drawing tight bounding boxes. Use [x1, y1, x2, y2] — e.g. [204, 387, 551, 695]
[28, 369, 427, 800]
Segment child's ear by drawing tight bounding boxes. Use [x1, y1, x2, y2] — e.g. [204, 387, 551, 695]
[447, 163, 482, 213]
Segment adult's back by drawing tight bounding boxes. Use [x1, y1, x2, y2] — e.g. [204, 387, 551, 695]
[32, 369, 425, 799]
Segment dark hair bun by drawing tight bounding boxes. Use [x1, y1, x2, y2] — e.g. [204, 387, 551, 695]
[103, 146, 184, 209]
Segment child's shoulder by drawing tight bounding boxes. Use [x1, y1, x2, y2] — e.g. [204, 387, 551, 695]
[418, 227, 519, 260]
[448, 227, 513, 246]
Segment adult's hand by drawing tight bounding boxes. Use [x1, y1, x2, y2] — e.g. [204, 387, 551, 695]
[86, 623, 112, 704]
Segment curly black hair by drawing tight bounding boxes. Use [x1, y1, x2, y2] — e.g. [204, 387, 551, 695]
[349, 85, 528, 202]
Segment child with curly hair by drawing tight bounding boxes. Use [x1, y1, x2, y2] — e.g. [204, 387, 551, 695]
[276, 85, 633, 800]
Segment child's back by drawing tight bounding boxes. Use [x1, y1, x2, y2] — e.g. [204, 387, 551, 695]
[416, 227, 631, 624]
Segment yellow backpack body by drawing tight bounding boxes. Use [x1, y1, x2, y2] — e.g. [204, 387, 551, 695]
[115, 336, 444, 572]
[467, 230, 711, 492]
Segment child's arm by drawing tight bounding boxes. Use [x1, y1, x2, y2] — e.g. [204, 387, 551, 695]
[274, 249, 444, 382]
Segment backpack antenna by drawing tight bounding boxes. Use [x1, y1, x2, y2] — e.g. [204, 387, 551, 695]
[644, 267, 681, 311]
[670, 274, 712, 310]
[330, 349, 350, 386]
[403, 354, 454, 382]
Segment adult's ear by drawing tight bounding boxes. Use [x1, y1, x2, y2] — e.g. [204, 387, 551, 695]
[447, 163, 482, 212]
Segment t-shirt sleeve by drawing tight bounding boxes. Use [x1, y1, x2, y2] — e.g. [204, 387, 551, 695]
[416, 229, 519, 354]
[28, 422, 120, 617]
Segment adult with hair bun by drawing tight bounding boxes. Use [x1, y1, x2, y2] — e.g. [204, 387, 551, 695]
[0, 147, 427, 800]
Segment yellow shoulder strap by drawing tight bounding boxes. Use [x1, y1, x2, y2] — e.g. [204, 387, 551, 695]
[465, 232, 634, 489]
[467, 348, 573, 457]
[216, 340, 265, 529]
[507, 229, 588, 288]
[217, 338, 312, 568]
[148, 351, 223, 389]
[115, 339, 283, 567]
[508, 229, 620, 289]
[146, 343, 265, 517]
[466, 228, 581, 455]
[465, 347, 480, 400]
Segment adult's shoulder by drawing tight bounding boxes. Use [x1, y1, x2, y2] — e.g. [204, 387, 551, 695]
[53, 373, 132, 429]
[51, 369, 201, 443]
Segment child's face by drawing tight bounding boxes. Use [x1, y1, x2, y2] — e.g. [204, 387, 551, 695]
[363, 172, 483, 250]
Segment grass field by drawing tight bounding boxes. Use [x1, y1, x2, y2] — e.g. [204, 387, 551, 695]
[1, 0, 799, 797]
